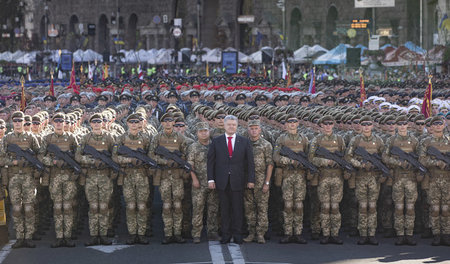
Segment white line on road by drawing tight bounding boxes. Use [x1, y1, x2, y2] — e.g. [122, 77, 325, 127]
[0, 240, 14, 264]
[208, 241, 225, 264]
[227, 243, 245, 264]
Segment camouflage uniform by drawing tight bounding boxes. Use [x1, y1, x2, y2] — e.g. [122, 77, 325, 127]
[382, 134, 419, 237]
[113, 131, 151, 237]
[42, 132, 79, 240]
[75, 131, 115, 237]
[2, 131, 42, 240]
[148, 130, 188, 238]
[273, 132, 307, 237]
[346, 134, 384, 237]
[245, 137, 273, 238]
[418, 134, 450, 238]
[187, 141, 219, 238]
[309, 133, 345, 238]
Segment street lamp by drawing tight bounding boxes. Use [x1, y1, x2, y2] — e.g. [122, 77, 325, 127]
[276, 0, 286, 47]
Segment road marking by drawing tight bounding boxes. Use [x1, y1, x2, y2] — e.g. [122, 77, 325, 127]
[208, 241, 225, 264]
[227, 243, 245, 264]
[87, 244, 132, 253]
[0, 240, 14, 264]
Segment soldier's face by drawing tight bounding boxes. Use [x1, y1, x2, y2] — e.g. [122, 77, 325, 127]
[53, 118, 64, 131]
[431, 121, 445, 133]
[320, 121, 334, 134]
[197, 129, 210, 141]
[247, 125, 261, 139]
[161, 119, 174, 130]
[12, 118, 24, 131]
[173, 123, 186, 133]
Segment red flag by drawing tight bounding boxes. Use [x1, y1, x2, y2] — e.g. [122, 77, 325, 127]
[49, 72, 55, 96]
[263, 64, 267, 79]
[421, 76, 432, 118]
[67, 63, 79, 94]
[20, 76, 26, 111]
[359, 71, 366, 107]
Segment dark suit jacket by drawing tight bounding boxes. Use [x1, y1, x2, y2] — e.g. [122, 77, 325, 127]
[207, 134, 255, 191]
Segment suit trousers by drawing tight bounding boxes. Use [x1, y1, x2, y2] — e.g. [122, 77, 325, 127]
[218, 178, 244, 239]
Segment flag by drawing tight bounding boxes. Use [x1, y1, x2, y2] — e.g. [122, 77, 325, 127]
[49, 72, 54, 96]
[102, 64, 109, 80]
[67, 63, 79, 94]
[281, 60, 287, 80]
[88, 63, 94, 79]
[421, 75, 433, 118]
[20, 76, 26, 111]
[286, 65, 292, 87]
[256, 31, 263, 46]
[308, 67, 316, 94]
[359, 71, 366, 107]
[263, 64, 267, 79]
[138, 64, 143, 80]
[206, 62, 209, 77]
[26, 67, 31, 81]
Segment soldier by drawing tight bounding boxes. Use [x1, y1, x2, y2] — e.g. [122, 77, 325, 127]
[41, 113, 79, 247]
[187, 122, 219, 243]
[309, 115, 345, 245]
[148, 112, 188, 244]
[112, 113, 151, 245]
[345, 116, 385, 245]
[418, 116, 450, 246]
[244, 119, 273, 244]
[210, 110, 227, 139]
[382, 115, 420, 246]
[273, 114, 308, 244]
[2, 111, 42, 248]
[75, 113, 115, 246]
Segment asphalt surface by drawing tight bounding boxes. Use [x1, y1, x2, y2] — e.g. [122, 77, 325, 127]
[1, 189, 449, 264]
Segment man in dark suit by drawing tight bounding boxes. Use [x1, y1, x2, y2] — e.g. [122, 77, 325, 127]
[207, 115, 255, 244]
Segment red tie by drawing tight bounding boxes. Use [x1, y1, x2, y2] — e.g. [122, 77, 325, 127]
[227, 136, 233, 158]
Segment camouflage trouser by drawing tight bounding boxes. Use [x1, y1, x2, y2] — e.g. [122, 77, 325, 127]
[123, 170, 150, 236]
[428, 174, 450, 235]
[85, 172, 113, 237]
[245, 187, 270, 236]
[307, 185, 321, 234]
[355, 174, 380, 237]
[49, 172, 77, 239]
[281, 171, 306, 236]
[160, 170, 184, 237]
[378, 183, 393, 230]
[8, 171, 36, 240]
[191, 186, 219, 238]
[182, 179, 192, 235]
[318, 172, 343, 237]
[392, 175, 417, 236]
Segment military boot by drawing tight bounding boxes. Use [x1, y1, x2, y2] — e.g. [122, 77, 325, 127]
[395, 236, 406, 246]
[357, 236, 368, 245]
[329, 236, 343, 245]
[32, 233, 42, 241]
[405, 235, 416, 246]
[85, 236, 99, 246]
[64, 238, 76, 247]
[257, 235, 265, 244]
[367, 236, 379, 245]
[100, 236, 112, 245]
[279, 235, 291, 244]
[193, 237, 201, 244]
[431, 235, 441, 246]
[12, 239, 25, 249]
[161, 236, 173, 245]
[243, 234, 255, 243]
[50, 238, 65, 248]
[137, 235, 149, 245]
[320, 236, 330, 245]
[174, 235, 186, 244]
[126, 235, 137, 245]
[23, 239, 36, 248]
[311, 232, 320, 240]
[442, 234, 450, 246]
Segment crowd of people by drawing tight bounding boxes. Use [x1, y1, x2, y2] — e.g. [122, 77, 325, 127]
[0, 73, 449, 250]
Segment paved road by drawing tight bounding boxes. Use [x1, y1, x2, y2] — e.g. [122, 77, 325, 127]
[1, 193, 449, 264]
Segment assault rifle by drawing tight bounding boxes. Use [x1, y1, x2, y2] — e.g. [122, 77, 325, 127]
[390, 146, 427, 174]
[7, 143, 47, 173]
[354, 147, 392, 178]
[47, 144, 83, 174]
[315, 146, 355, 172]
[426, 146, 450, 166]
[279, 146, 318, 173]
[155, 146, 195, 173]
[83, 145, 125, 174]
[117, 145, 159, 168]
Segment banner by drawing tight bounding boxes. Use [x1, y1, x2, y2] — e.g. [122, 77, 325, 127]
[355, 0, 395, 8]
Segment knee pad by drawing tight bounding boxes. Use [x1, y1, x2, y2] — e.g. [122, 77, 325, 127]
[24, 203, 34, 217]
[442, 205, 449, 217]
[12, 205, 21, 218]
[163, 203, 172, 214]
[321, 203, 331, 214]
[174, 201, 182, 214]
[126, 203, 136, 211]
[63, 202, 72, 212]
[54, 203, 63, 215]
[431, 205, 440, 217]
[294, 202, 303, 215]
[284, 201, 293, 213]
[359, 203, 367, 214]
[368, 202, 377, 214]
[331, 203, 339, 214]
[99, 203, 108, 214]
[406, 203, 414, 216]
[137, 203, 146, 211]
[89, 203, 98, 214]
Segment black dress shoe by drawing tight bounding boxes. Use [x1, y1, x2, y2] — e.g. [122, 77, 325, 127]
[329, 236, 343, 245]
[357, 236, 368, 245]
[279, 235, 291, 244]
[320, 236, 330, 244]
[85, 236, 100, 247]
[431, 235, 441, 246]
[395, 236, 406, 246]
[220, 237, 231, 244]
[293, 235, 307, 244]
[405, 235, 416, 246]
[367, 236, 378, 245]
[162, 236, 173, 245]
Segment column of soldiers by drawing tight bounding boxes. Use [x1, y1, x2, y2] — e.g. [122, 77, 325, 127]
[0, 81, 448, 250]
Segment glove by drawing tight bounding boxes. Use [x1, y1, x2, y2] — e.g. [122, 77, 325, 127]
[94, 160, 104, 168]
[400, 160, 410, 169]
[131, 158, 143, 166]
[362, 162, 373, 170]
[436, 160, 446, 170]
[55, 160, 65, 168]
[292, 160, 302, 169]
